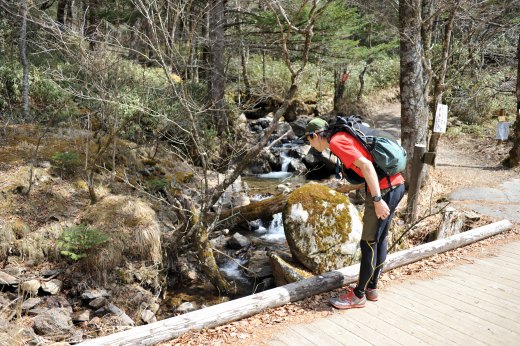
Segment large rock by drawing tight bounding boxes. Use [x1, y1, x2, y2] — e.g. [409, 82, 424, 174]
[269, 253, 313, 286]
[282, 183, 362, 274]
[245, 251, 272, 278]
[33, 308, 72, 336]
[284, 99, 313, 122]
[227, 233, 250, 249]
[0, 271, 18, 285]
[21, 297, 41, 311]
[81, 289, 110, 300]
[41, 279, 62, 295]
[20, 279, 41, 296]
[217, 176, 250, 209]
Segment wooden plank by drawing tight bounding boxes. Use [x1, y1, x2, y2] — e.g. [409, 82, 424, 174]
[380, 297, 487, 344]
[269, 340, 289, 346]
[377, 296, 479, 345]
[443, 269, 520, 295]
[308, 319, 369, 345]
[474, 258, 520, 273]
[269, 327, 316, 346]
[353, 306, 430, 345]
[483, 256, 520, 269]
[433, 275, 518, 311]
[395, 283, 513, 345]
[463, 260, 520, 284]
[492, 252, 520, 263]
[486, 248, 520, 260]
[451, 259, 520, 281]
[78, 220, 513, 346]
[404, 280, 520, 334]
[453, 263, 520, 285]
[385, 284, 493, 343]
[499, 241, 520, 252]
[328, 313, 402, 346]
[364, 300, 460, 345]
[288, 324, 343, 346]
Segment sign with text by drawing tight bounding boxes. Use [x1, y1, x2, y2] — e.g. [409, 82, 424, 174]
[434, 104, 448, 133]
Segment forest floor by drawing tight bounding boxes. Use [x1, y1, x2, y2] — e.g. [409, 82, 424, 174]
[161, 103, 520, 346]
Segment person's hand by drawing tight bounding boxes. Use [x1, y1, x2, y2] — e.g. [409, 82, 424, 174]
[374, 199, 391, 219]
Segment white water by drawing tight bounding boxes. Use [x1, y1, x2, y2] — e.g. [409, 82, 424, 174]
[260, 212, 285, 242]
[255, 171, 292, 179]
[255, 143, 295, 179]
[219, 258, 248, 282]
[250, 195, 286, 242]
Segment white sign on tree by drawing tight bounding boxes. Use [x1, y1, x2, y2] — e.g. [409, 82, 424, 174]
[434, 104, 448, 133]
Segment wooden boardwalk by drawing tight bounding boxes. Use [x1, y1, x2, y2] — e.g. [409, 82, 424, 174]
[269, 241, 520, 345]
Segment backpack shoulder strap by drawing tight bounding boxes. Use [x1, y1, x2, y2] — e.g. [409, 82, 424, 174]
[328, 115, 371, 146]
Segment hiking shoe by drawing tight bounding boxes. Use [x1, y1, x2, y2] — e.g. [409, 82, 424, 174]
[329, 288, 366, 309]
[366, 288, 379, 302]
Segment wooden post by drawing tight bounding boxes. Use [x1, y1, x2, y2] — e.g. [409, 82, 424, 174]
[428, 132, 441, 154]
[78, 220, 513, 346]
[406, 144, 426, 223]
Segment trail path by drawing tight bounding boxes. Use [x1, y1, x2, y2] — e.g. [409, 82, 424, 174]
[370, 102, 520, 222]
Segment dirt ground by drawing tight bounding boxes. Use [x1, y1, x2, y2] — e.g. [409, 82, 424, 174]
[160, 109, 520, 346]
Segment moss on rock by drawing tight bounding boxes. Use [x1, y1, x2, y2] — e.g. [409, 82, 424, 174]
[283, 183, 363, 274]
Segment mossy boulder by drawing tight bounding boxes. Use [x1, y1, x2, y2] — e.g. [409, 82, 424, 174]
[282, 183, 362, 274]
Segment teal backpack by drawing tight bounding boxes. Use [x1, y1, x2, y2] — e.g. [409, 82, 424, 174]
[328, 115, 407, 185]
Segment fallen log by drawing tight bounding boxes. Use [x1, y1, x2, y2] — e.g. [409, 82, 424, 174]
[208, 183, 364, 231]
[78, 219, 513, 346]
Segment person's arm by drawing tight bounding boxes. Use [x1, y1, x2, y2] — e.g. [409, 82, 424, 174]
[353, 156, 391, 219]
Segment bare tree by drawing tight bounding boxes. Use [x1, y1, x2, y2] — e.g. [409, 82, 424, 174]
[427, 2, 457, 154]
[208, 0, 228, 134]
[19, 0, 29, 119]
[400, 0, 429, 178]
[506, 33, 520, 167]
[56, 0, 72, 28]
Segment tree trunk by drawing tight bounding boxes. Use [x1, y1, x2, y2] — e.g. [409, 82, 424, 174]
[357, 59, 372, 102]
[507, 33, 520, 167]
[86, 0, 100, 50]
[421, 0, 434, 101]
[240, 45, 251, 100]
[405, 144, 426, 222]
[207, 183, 364, 231]
[399, 0, 429, 181]
[188, 201, 234, 294]
[429, 206, 464, 241]
[56, 0, 67, 27]
[208, 0, 228, 134]
[428, 9, 456, 155]
[193, 224, 235, 294]
[262, 48, 267, 86]
[19, 0, 29, 119]
[333, 69, 348, 110]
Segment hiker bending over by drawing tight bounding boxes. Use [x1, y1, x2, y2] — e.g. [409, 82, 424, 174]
[305, 117, 405, 309]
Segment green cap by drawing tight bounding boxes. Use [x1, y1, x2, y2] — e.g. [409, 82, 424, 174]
[305, 118, 328, 135]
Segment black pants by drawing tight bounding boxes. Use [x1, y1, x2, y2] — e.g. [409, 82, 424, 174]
[354, 184, 405, 297]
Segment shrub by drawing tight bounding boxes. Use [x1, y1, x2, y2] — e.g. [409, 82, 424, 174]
[51, 151, 81, 177]
[57, 224, 109, 261]
[145, 178, 168, 192]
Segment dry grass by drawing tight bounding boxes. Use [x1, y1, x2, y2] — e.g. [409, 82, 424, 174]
[0, 221, 16, 261]
[82, 195, 162, 282]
